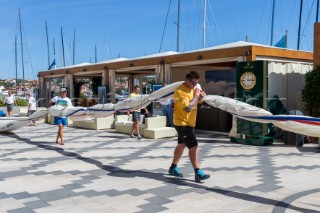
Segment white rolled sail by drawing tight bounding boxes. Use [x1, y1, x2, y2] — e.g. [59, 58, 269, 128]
[203, 95, 320, 137]
[4, 81, 320, 137]
[115, 95, 150, 112]
[148, 81, 183, 102]
[86, 103, 115, 118]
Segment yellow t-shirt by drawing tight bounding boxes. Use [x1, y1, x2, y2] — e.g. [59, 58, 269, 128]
[129, 92, 140, 112]
[173, 84, 198, 127]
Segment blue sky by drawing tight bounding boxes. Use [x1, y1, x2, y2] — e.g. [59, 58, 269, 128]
[0, 0, 318, 80]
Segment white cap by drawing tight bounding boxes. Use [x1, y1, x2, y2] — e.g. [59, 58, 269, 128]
[61, 88, 67, 92]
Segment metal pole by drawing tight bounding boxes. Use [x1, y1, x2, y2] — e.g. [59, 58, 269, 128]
[297, 0, 303, 50]
[15, 36, 18, 95]
[177, 0, 180, 52]
[73, 29, 75, 65]
[18, 9, 26, 97]
[316, 0, 319, 22]
[61, 27, 65, 67]
[271, 0, 275, 45]
[286, 30, 288, 48]
[45, 22, 50, 67]
[203, 0, 207, 48]
[95, 45, 97, 63]
[53, 38, 56, 60]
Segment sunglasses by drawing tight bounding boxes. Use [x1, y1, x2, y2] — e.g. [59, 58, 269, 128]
[188, 78, 197, 86]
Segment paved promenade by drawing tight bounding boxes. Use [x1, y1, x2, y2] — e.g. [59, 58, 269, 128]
[0, 124, 320, 212]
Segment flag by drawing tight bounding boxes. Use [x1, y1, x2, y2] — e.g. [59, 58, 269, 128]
[274, 35, 287, 48]
[48, 59, 56, 70]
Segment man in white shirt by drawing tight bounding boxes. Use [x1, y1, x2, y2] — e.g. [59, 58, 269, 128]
[49, 88, 72, 145]
[4, 91, 16, 117]
[27, 93, 37, 126]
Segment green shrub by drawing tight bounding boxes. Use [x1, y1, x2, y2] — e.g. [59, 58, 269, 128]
[15, 98, 28, 106]
[301, 65, 320, 116]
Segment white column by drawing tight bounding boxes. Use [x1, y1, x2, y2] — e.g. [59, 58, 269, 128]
[102, 70, 108, 86]
[39, 77, 48, 107]
[155, 64, 164, 83]
[64, 74, 74, 99]
[109, 69, 116, 103]
[164, 64, 172, 83]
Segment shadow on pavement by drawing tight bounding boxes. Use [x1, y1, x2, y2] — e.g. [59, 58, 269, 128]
[3, 132, 319, 213]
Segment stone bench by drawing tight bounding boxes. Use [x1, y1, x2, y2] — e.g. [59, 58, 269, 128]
[115, 115, 177, 139]
[73, 116, 115, 130]
[18, 107, 28, 116]
[115, 114, 145, 135]
[144, 127, 177, 139]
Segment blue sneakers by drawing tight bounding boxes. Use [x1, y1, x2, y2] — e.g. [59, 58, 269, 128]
[168, 166, 183, 177]
[195, 169, 210, 182]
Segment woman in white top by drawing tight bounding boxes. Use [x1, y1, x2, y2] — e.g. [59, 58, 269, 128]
[28, 93, 37, 125]
[49, 88, 72, 145]
[4, 91, 16, 117]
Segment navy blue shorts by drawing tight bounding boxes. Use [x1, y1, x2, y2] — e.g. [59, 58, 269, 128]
[6, 104, 13, 112]
[132, 112, 141, 122]
[54, 116, 68, 126]
[174, 125, 198, 149]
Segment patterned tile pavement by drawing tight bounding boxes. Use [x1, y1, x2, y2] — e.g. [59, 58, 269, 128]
[0, 124, 320, 212]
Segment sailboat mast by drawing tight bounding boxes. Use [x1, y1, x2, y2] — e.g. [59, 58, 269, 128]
[53, 38, 56, 59]
[73, 29, 75, 65]
[105, 34, 109, 60]
[15, 36, 18, 95]
[271, 0, 275, 45]
[61, 27, 65, 67]
[177, 0, 180, 52]
[18, 8, 26, 96]
[316, 0, 319, 22]
[45, 22, 50, 67]
[95, 45, 97, 63]
[297, 0, 303, 50]
[286, 30, 288, 48]
[203, 0, 207, 48]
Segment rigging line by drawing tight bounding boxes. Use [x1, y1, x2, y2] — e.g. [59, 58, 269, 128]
[254, 0, 268, 42]
[288, 0, 300, 16]
[229, 3, 241, 41]
[283, 0, 299, 43]
[185, 0, 199, 51]
[183, 0, 194, 51]
[206, 2, 215, 46]
[280, 0, 283, 33]
[187, 0, 199, 50]
[300, 0, 316, 49]
[285, 0, 295, 30]
[159, 0, 172, 53]
[207, 0, 224, 45]
[8, 37, 16, 80]
[13, 14, 21, 80]
[195, 0, 202, 49]
[22, 26, 35, 80]
[266, 0, 273, 44]
[189, 2, 203, 49]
